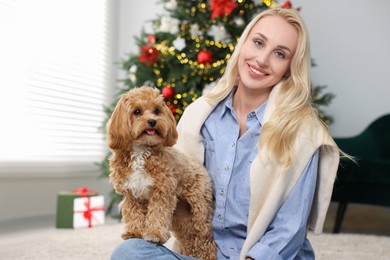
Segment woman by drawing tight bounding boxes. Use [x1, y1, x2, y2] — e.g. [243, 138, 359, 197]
[112, 7, 340, 260]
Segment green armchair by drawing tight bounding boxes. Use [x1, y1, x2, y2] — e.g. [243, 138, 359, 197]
[331, 114, 390, 233]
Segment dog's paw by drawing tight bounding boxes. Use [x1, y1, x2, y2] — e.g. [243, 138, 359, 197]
[121, 230, 142, 240]
[143, 230, 171, 244]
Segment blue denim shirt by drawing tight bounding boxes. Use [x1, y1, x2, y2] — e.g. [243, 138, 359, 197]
[201, 91, 318, 260]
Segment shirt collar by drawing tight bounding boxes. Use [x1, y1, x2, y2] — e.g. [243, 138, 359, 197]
[220, 88, 268, 126]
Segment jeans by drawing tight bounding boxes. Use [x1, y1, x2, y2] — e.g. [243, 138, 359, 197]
[111, 238, 199, 260]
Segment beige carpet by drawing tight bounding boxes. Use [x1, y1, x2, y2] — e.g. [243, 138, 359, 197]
[1, 203, 389, 259]
[0, 222, 389, 260]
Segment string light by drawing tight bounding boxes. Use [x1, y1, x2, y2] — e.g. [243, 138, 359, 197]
[263, 0, 277, 8]
[199, 3, 207, 12]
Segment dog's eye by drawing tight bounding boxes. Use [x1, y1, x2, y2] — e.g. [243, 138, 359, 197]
[133, 109, 142, 116]
[153, 108, 160, 115]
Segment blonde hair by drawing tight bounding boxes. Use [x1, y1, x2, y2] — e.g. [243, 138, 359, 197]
[204, 8, 331, 167]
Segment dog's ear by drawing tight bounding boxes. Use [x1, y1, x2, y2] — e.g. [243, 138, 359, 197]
[106, 96, 131, 150]
[162, 104, 178, 147]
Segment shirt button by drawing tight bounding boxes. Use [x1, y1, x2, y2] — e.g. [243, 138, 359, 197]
[250, 111, 256, 117]
[217, 214, 222, 220]
[224, 166, 229, 171]
[220, 190, 224, 196]
[232, 142, 235, 147]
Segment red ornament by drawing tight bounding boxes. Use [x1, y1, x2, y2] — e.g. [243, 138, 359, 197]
[168, 104, 177, 115]
[139, 45, 160, 66]
[162, 86, 175, 99]
[197, 50, 214, 65]
[210, 0, 238, 19]
[281, 1, 292, 9]
[147, 35, 157, 44]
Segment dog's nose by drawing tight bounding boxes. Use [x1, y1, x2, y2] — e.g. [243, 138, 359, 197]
[148, 119, 157, 127]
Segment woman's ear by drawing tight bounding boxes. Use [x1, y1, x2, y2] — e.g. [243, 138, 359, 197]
[106, 97, 132, 150]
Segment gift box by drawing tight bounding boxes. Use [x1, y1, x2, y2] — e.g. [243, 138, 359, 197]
[56, 187, 105, 228]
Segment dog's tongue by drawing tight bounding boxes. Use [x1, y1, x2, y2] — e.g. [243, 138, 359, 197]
[146, 129, 156, 135]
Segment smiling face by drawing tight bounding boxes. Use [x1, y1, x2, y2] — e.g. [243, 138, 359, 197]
[237, 15, 298, 95]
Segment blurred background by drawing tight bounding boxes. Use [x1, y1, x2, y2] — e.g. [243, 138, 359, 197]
[0, 0, 389, 235]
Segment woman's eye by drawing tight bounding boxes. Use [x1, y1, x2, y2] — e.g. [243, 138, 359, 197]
[275, 51, 285, 59]
[254, 40, 263, 47]
[134, 109, 142, 115]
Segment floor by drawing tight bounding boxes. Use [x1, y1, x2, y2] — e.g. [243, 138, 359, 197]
[0, 202, 389, 243]
[0, 214, 119, 244]
[323, 202, 390, 236]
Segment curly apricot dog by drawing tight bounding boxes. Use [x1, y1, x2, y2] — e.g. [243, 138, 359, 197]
[107, 86, 216, 260]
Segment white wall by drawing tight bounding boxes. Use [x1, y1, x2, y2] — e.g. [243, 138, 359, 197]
[294, 0, 390, 137]
[117, 0, 390, 137]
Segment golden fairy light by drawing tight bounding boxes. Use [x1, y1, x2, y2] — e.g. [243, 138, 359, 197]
[199, 3, 206, 12]
[263, 0, 277, 8]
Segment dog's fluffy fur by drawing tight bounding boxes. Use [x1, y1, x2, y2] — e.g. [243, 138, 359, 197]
[107, 86, 216, 260]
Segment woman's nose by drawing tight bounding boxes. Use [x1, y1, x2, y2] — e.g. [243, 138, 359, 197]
[256, 51, 270, 67]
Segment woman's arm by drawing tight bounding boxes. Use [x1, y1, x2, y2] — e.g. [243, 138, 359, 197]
[245, 150, 320, 260]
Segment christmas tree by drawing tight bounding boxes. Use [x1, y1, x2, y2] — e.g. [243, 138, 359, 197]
[100, 0, 334, 217]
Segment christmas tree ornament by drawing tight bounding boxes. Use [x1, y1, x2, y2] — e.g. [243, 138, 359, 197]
[147, 35, 157, 44]
[210, 0, 239, 19]
[281, 1, 292, 9]
[128, 65, 137, 82]
[197, 50, 214, 64]
[139, 45, 160, 66]
[162, 86, 175, 99]
[190, 24, 203, 38]
[207, 23, 231, 42]
[173, 37, 186, 51]
[158, 16, 180, 34]
[234, 17, 245, 27]
[164, 0, 178, 10]
[168, 104, 177, 115]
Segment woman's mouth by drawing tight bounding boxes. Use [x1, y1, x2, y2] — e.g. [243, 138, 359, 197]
[248, 64, 268, 77]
